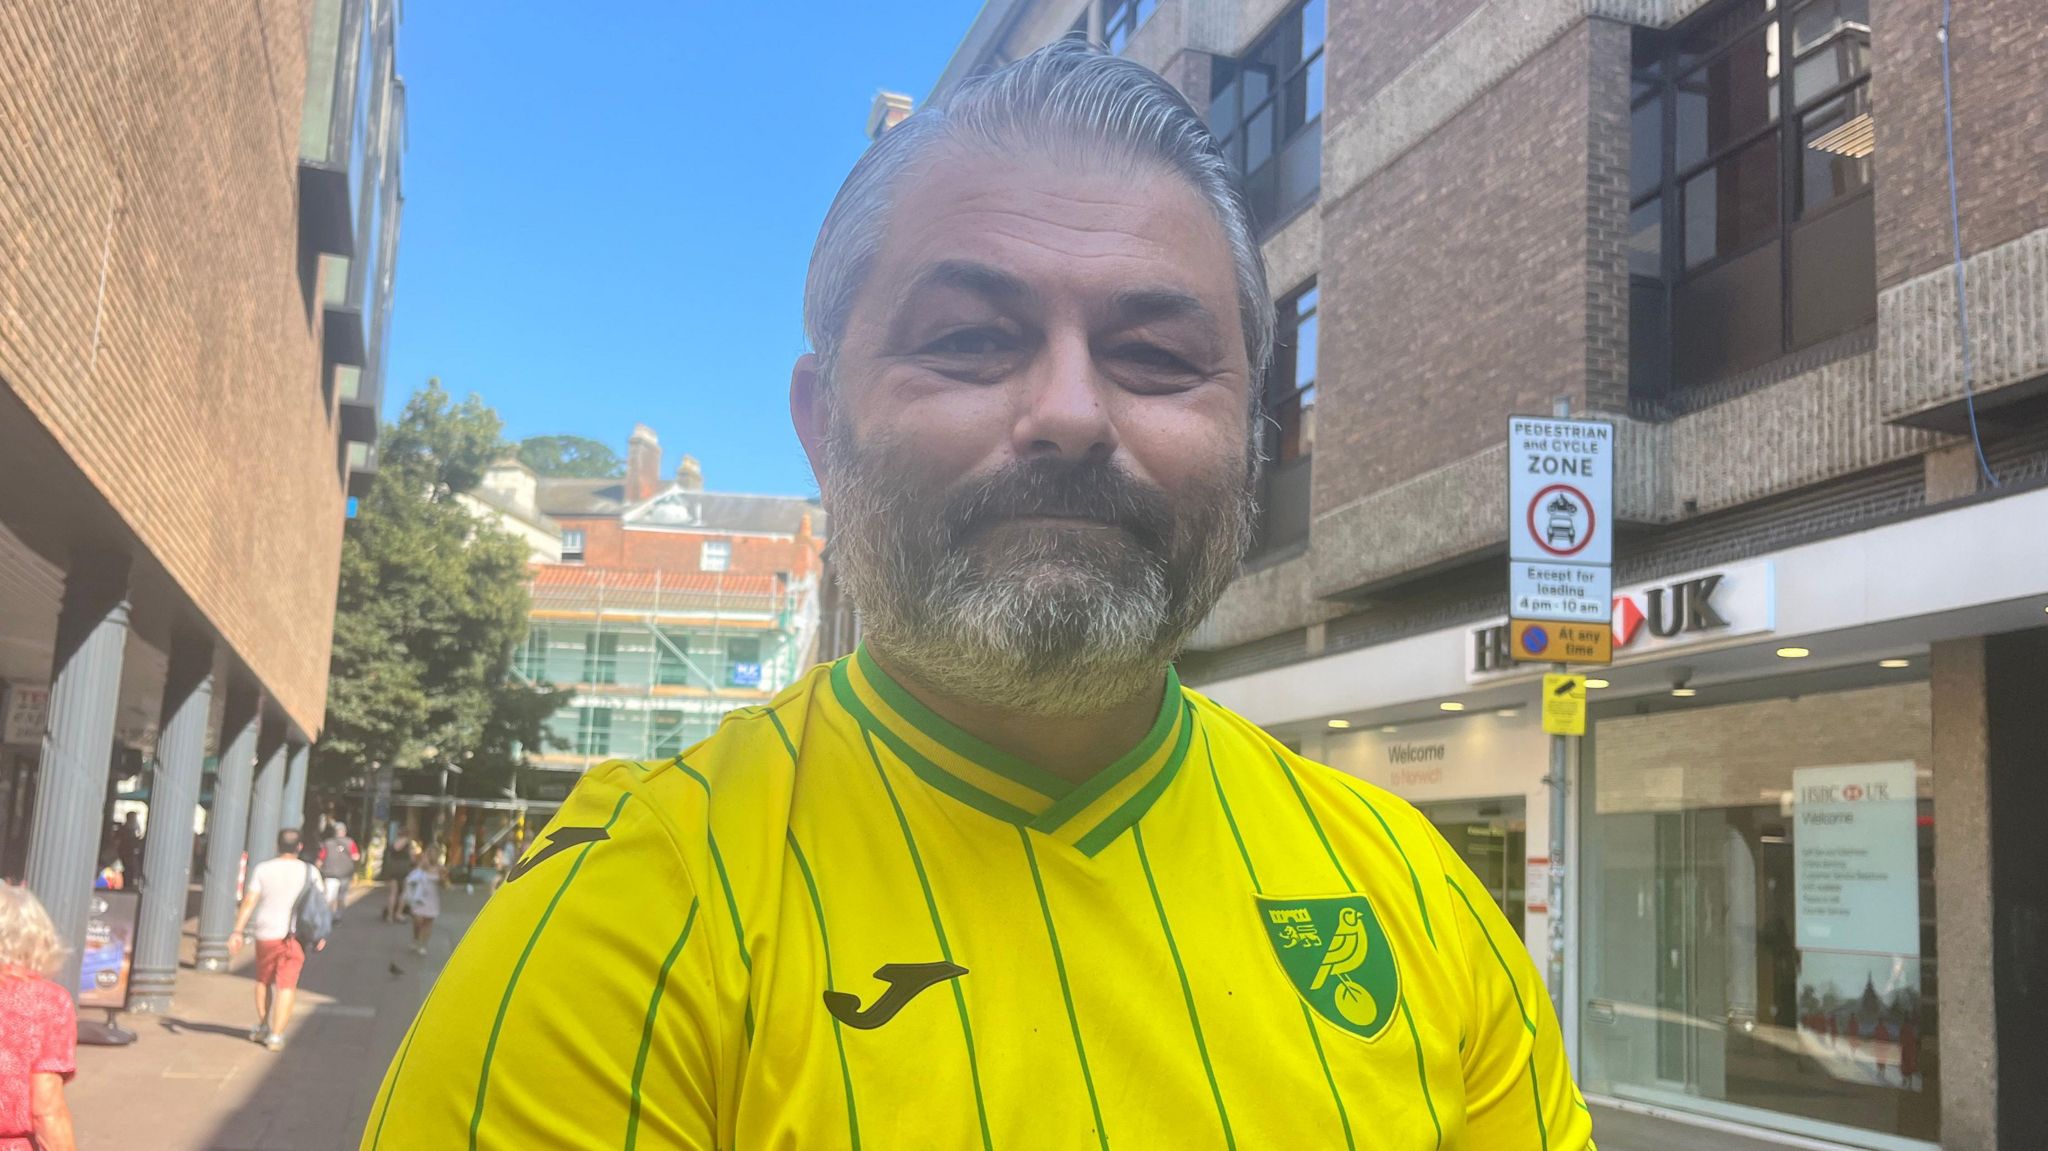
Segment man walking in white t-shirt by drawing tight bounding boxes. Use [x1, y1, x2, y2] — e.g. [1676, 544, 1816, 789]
[229, 829, 325, 1050]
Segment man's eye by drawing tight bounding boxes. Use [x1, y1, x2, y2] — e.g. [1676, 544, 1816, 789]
[923, 328, 1015, 356]
[1113, 343, 1195, 372]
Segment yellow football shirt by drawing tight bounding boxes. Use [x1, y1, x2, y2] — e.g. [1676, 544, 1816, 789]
[364, 648, 1593, 1149]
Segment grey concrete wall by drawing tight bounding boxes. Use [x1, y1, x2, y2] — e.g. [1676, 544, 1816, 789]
[1930, 637, 1997, 1151]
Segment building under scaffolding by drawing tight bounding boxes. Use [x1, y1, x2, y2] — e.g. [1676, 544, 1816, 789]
[516, 564, 818, 780]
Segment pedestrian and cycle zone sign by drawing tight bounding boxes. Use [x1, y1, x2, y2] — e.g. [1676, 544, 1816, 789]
[1508, 417, 1614, 664]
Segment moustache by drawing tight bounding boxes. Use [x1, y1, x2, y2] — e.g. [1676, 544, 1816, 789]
[941, 458, 1176, 554]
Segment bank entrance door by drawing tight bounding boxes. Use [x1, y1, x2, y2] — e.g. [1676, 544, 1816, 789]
[1415, 796, 1527, 938]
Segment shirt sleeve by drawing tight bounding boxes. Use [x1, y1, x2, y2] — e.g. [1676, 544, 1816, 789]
[36, 982, 77, 1078]
[362, 762, 724, 1151]
[1436, 836, 1595, 1150]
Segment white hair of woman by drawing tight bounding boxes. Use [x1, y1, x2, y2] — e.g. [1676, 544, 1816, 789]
[0, 885, 64, 977]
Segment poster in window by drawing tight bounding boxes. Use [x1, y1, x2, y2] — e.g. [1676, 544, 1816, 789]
[1791, 761, 1923, 1090]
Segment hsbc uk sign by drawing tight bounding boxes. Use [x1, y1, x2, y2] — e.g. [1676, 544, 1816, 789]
[1469, 560, 1776, 681]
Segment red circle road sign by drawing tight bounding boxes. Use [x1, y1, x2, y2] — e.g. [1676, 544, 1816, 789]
[1527, 483, 1596, 558]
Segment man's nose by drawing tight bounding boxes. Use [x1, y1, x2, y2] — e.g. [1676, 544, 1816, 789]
[1013, 331, 1117, 464]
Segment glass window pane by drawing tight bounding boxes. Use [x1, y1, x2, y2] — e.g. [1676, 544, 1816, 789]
[1792, 0, 1869, 54]
[1674, 26, 1778, 172]
[1284, 56, 1323, 133]
[1294, 310, 1318, 390]
[1793, 35, 1870, 106]
[1277, 122, 1321, 219]
[1631, 198, 1664, 276]
[1240, 61, 1273, 113]
[1264, 9, 1303, 73]
[1210, 64, 1239, 128]
[1631, 99, 1664, 198]
[1296, 284, 1318, 317]
[1246, 106, 1275, 172]
[1301, 0, 1326, 56]
[1683, 131, 1780, 268]
[1798, 86, 1873, 218]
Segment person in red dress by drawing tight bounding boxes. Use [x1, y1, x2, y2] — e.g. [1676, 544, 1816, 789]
[0, 885, 76, 1150]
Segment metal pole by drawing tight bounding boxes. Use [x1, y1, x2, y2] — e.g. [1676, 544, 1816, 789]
[129, 634, 212, 1013]
[196, 685, 260, 970]
[1546, 664, 1570, 1016]
[24, 552, 132, 997]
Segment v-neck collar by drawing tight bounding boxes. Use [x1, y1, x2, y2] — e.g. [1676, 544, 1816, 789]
[830, 645, 1192, 857]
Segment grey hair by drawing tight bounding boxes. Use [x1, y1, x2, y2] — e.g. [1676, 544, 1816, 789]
[803, 39, 1274, 390]
[0, 885, 65, 977]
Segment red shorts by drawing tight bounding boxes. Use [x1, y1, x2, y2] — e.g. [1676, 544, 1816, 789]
[255, 937, 306, 988]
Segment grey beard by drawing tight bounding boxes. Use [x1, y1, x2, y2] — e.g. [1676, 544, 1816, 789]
[823, 424, 1252, 719]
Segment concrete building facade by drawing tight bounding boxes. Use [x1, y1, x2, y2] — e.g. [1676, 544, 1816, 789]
[0, 0, 403, 1011]
[928, 1, 2048, 1146]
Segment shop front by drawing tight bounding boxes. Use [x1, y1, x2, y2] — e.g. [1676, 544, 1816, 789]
[1321, 711, 1548, 959]
[1201, 483, 2048, 1149]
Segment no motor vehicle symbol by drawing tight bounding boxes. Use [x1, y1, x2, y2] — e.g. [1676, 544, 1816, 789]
[1527, 483, 1595, 558]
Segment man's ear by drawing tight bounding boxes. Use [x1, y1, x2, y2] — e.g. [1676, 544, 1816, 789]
[790, 353, 830, 499]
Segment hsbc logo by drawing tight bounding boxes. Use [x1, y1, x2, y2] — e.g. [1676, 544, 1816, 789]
[1473, 566, 1758, 676]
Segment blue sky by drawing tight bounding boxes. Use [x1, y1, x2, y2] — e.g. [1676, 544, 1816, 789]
[383, 1, 985, 496]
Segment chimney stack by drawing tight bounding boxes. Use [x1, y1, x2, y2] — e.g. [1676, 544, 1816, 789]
[626, 424, 661, 504]
[867, 91, 913, 141]
[676, 454, 704, 492]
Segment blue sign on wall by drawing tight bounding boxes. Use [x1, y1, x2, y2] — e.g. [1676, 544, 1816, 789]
[730, 662, 762, 688]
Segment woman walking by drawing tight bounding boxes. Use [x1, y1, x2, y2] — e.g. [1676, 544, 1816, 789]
[402, 853, 443, 956]
[0, 886, 76, 1150]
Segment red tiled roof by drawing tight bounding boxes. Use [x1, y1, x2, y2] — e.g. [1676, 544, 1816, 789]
[529, 565, 778, 596]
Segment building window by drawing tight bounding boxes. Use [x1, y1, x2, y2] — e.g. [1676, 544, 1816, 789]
[574, 707, 612, 757]
[1103, 0, 1158, 54]
[1630, 0, 1875, 397]
[1210, 0, 1324, 234]
[1579, 676, 1938, 1144]
[583, 631, 618, 685]
[1253, 279, 1317, 558]
[727, 637, 763, 688]
[701, 540, 731, 573]
[561, 528, 585, 562]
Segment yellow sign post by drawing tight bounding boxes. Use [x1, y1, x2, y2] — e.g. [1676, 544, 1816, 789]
[1542, 673, 1587, 736]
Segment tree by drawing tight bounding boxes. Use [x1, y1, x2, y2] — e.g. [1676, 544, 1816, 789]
[317, 380, 568, 807]
[517, 434, 624, 478]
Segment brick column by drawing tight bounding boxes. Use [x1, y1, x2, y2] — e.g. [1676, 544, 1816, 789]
[196, 685, 260, 970]
[23, 552, 133, 996]
[1930, 638, 1996, 1148]
[129, 635, 212, 1013]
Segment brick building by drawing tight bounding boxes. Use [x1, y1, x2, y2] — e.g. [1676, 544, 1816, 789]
[0, 0, 402, 1011]
[488, 426, 825, 798]
[927, 1, 2048, 1146]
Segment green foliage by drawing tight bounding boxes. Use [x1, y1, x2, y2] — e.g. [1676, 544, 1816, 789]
[516, 433, 624, 479]
[317, 381, 569, 800]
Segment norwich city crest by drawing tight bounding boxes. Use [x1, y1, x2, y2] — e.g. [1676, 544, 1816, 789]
[1255, 894, 1401, 1041]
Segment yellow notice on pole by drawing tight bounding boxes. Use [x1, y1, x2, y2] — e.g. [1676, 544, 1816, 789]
[1542, 673, 1587, 736]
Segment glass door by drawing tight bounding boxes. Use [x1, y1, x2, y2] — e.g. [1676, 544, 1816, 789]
[1415, 796, 1527, 938]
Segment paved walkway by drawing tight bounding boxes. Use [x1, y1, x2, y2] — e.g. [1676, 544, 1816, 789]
[69, 880, 487, 1151]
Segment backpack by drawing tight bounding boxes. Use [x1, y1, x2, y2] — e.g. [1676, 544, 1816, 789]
[290, 862, 333, 947]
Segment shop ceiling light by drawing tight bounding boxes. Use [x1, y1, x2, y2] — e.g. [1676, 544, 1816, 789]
[1496, 708, 1520, 718]
[1326, 719, 1352, 729]
[1584, 678, 1610, 689]
[1439, 701, 1465, 712]
[1671, 687, 1698, 698]
[1776, 646, 1811, 659]
[1379, 725, 1398, 734]
[1879, 658, 1911, 669]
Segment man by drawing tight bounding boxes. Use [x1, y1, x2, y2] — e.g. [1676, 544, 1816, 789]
[318, 821, 360, 918]
[230, 829, 325, 1051]
[365, 42, 1592, 1149]
[380, 828, 415, 922]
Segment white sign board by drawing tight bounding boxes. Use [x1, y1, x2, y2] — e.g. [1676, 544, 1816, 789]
[1509, 561, 1613, 624]
[1508, 418, 1614, 568]
[1792, 761, 1920, 956]
[2, 687, 48, 746]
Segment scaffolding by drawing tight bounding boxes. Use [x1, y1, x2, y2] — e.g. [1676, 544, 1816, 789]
[513, 565, 820, 772]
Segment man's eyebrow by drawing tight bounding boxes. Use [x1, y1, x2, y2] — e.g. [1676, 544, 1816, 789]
[898, 260, 1039, 309]
[1106, 287, 1219, 329]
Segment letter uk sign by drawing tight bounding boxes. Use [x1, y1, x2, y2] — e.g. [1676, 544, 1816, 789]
[1508, 418, 1615, 659]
